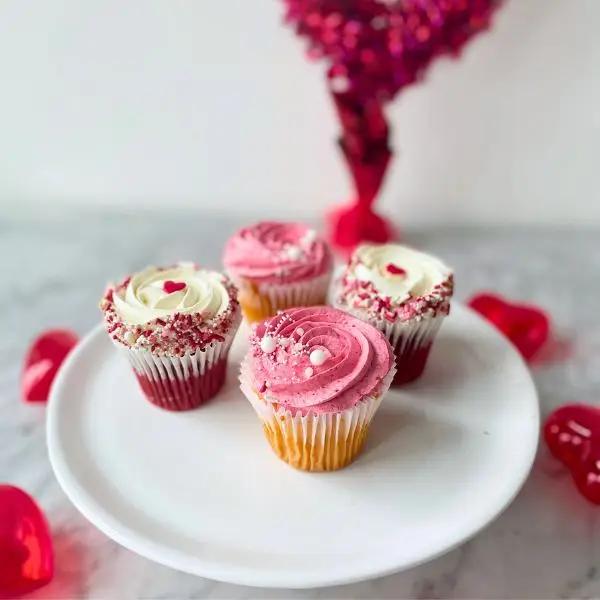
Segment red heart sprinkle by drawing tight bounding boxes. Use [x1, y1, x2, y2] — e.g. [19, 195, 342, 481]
[163, 281, 186, 294]
[22, 329, 79, 403]
[0, 485, 54, 596]
[544, 405, 600, 504]
[468, 293, 549, 361]
[385, 263, 407, 276]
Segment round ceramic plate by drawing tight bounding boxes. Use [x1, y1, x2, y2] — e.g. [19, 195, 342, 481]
[47, 304, 538, 589]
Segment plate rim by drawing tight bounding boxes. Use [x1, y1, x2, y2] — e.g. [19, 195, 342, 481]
[47, 304, 539, 589]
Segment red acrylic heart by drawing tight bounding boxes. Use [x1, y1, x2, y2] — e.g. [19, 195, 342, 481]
[22, 329, 79, 403]
[0, 485, 54, 596]
[468, 293, 549, 361]
[544, 405, 600, 504]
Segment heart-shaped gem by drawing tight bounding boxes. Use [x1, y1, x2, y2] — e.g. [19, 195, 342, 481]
[468, 293, 549, 361]
[544, 405, 600, 504]
[0, 485, 54, 596]
[22, 329, 79, 402]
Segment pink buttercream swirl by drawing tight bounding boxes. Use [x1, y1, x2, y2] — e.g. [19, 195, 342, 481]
[223, 221, 332, 284]
[246, 306, 394, 414]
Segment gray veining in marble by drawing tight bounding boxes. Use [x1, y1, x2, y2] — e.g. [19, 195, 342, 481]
[2, 211, 600, 599]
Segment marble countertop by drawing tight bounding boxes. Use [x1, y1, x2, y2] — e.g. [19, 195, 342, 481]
[3, 212, 600, 599]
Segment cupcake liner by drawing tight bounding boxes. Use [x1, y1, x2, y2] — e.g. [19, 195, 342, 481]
[124, 316, 239, 411]
[239, 358, 395, 471]
[233, 271, 331, 323]
[373, 314, 445, 385]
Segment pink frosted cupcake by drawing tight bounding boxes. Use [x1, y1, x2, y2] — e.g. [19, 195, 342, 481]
[334, 244, 453, 386]
[223, 221, 333, 323]
[240, 306, 395, 471]
[100, 264, 241, 411]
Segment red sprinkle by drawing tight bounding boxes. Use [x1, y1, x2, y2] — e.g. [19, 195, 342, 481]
[386, 263, 407, 276]
[163, 280, 186, 294]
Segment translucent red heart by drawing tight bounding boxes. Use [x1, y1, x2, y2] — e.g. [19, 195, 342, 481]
[544, 405, 600, 504]
[0, 485, 54, 596]
[468, 293, 549, 361]
[22, 329, 79, 402]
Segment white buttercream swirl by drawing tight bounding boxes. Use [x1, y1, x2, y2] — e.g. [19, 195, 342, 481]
[349, 244, 451, 304]
[112, 265, 231, 325]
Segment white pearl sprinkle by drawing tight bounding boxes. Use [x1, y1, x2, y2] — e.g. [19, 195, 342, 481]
[278, 337, 290, 347]
[285, 245, 302, 260]
[295, 327, 304, 336]
[301, 228, 317, 246]
[304, 367, 314, 378]
[309, 348, 327, 366]
[260, 335, 276, 354]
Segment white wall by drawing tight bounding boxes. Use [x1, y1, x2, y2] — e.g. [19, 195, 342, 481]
[1, 0, 599, 225]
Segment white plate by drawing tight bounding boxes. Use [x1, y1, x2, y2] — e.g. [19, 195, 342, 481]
[47, 305, 538, 589]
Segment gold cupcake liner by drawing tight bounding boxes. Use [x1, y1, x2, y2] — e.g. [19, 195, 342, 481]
[240, 359, 395, 472]
[234, 271, 331, 323]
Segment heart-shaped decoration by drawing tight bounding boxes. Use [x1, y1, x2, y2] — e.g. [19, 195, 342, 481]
[468, 293, 549, 361]
[544, 405, 600, 504]
[0, 485, 54, 596]
[22, 329, 79, 402]
[163, 280, 187, 294]
[283, 0, 501, 251]
[283, 0, 501, 104]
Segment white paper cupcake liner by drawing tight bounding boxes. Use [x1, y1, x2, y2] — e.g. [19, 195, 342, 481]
[255, 270, 332, 310]
[370, 312, 445, 351]
[231, 270, 332, 322]
[121, 312, 241, 410]
[239, 357, 395, 470]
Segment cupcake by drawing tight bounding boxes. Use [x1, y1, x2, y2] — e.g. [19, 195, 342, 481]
[100, 263, 241, 411]
[240, 306, 395, 471]
[334, 244, 453, 386]
[223, 221, 333, 323]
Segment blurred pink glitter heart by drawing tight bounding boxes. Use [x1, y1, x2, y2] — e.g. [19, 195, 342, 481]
[283, 0, 502, 251]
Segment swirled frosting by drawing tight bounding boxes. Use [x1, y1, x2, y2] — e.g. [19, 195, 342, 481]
[100, 264, 240, 356]
[246, 306, 394, 414]
[112, 265, 230, 325]
[338, 244, 454, 323]
[223, 221, 332, 284]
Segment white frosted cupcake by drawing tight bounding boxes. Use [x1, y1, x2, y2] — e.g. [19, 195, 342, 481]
[333, 244, 453, 385]
[100, 264, 241, 411]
